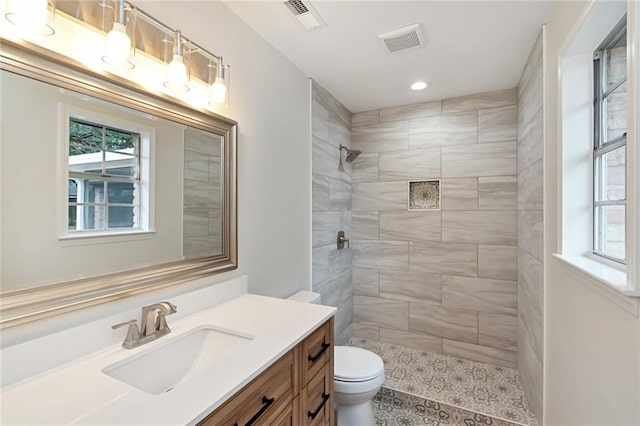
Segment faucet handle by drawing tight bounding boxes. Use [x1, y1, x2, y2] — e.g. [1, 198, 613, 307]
[155, 312, 170, 332]
[112, 320, 140, 349]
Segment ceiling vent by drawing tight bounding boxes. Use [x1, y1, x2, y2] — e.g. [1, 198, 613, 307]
[379, 24, 424, 54]
[283, 0, 327, 31]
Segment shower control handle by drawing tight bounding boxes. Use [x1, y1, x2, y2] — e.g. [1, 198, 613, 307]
[337, 231, 350, 249]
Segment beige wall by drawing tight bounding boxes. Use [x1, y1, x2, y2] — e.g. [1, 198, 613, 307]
[517, 29, 544, 421]
[350, 89, 519, 367]
[311, 81, 353, 346]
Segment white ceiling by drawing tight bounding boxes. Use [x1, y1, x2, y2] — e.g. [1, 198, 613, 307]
[225, 1, 552, 112]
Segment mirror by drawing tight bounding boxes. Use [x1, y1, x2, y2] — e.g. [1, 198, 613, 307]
[0, 41, 237, 327]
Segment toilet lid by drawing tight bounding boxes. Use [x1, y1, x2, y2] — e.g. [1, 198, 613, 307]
[334, 346, 384, 382]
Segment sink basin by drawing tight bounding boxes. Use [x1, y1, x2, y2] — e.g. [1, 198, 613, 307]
[102, 325, 254, 395]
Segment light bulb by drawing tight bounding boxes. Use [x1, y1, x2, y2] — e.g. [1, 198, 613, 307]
[6, 0, 53, 35]
[166, 54, 187, 89]
[105, 23, 132, 68]
[211, 77, 227, 105]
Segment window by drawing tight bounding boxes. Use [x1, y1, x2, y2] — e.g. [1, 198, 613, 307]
[593, 17, 627, 263]
[67, 118, 143, 233]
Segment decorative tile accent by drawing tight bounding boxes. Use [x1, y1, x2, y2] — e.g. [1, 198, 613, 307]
[352, 338, 538, 425]
[408, 180, 441, 211]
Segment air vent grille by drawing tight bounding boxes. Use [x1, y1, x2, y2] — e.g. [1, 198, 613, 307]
[379, 24, 424, 53]
[284, 0, 309, 16]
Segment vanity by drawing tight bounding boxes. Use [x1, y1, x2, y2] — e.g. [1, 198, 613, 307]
[0, 280, 337, 425]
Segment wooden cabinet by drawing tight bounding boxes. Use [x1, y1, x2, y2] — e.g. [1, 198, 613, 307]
[198, 318, 334, 426]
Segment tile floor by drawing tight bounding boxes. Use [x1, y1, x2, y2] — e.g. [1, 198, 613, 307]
[374, 388, 517, 426]
[350, 338, 537, 426]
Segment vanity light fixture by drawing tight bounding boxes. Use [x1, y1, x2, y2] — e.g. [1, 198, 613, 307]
[164, 30, 189, 92]
[102, 0, 134, 70]
[4, 0, 56, 36]
[210, 56, 229, 107]
[411, 81, 428, 91]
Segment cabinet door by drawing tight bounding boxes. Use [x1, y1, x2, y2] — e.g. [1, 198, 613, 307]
[266, 396, 299, 426]
[198, 350, 295, 426]
[300, 318, 334, 388]
[300, 362, 333, 426]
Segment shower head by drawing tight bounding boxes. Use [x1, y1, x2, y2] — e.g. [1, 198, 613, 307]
[339, 145, 362, 162]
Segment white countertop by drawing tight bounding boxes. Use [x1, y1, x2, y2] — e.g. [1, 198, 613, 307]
[0, 294, 336, 425]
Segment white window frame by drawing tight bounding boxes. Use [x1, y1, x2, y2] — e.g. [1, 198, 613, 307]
[592, 18, 627, 264]
[556, 0, 640, 300]
[59, 104, 156, 242]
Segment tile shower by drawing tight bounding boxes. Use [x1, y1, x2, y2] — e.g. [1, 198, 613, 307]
[310, 32, 544, 424]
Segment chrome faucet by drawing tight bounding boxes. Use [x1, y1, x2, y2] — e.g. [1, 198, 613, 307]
[112, 301, 177, 349]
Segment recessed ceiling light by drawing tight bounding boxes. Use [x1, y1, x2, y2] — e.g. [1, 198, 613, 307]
[411, 81, 428, 91]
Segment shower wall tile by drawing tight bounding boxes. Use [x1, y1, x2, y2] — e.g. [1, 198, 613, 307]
[328, 177, 351, 211]
[478, 312, 517, 351]
[379, 100, 442, 123]
[409, 112, 477, 149]
[312, 136, 342, 181]
[354, 295, 409, 330]
[441, 178, 478, 210]
[442, 211, 516, 245]
[518, 106, 544, 173]
[442, 88, 517, 114]
[379, 211, 441, 242]
[312, 99, 329, 142]
[478, 105, 518, 143]
[352, 211, 379, 240]
[312, 81, 353, 344]
[442, 275, 517, 315]
[352, 322, 380, 340]
[378, 147, 441, 181]
[517, 159, 543, 211]
[352, 240, 409, 271]
[313, 80, 352, 126]
[518, 210, 543, 261]
[409, 301, 478, 343]
[442, 141, 517, 178]
[352, 110, 379, 127]
[349, 86, 520, 367]
[312, 174, 330, 210]
[330, 110, 352, 148]
[478, 176, 517, 210]
[352, 153, 379, 183]
[353, 266, 379, 296]
[352, 121, 408, 153]
[352, 181, 406, 210]
[184, 150, 210, 181]
[379, 328, 443, 353]
[379, 270, 442, 303]
[442, 339, 517, 368]
[409, 241, 478, 277]
[478, 244, 518, 280]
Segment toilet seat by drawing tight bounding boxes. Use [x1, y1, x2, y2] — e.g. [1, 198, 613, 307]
[334, 346, 384, 382]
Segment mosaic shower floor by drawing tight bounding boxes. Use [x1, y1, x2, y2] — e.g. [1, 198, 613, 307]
[350, 338, 537, 426]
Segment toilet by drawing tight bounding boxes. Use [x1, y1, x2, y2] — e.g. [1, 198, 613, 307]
[287, 291, 385, 425]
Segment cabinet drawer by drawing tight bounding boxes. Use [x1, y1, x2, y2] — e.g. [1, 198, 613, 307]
[300, 362, 333, 426]
[199, 350, 295, 426]
[300, 318, 333, 387]
[267, 396, 299, 426]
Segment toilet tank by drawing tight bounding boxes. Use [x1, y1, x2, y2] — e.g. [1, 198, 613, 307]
[287, 291, 321, 304]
